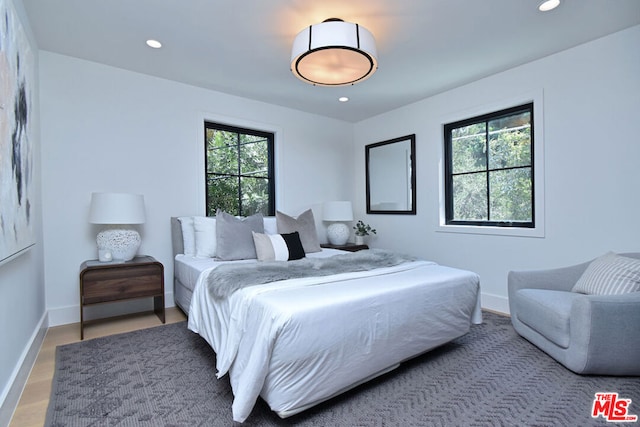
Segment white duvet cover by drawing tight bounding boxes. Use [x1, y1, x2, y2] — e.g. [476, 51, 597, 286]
[187, 253, 481, 423]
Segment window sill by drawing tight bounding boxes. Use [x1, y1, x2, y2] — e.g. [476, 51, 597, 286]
[436, 223, 544, 238]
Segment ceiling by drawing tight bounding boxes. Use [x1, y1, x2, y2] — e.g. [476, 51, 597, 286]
[22, 0, 640, 123]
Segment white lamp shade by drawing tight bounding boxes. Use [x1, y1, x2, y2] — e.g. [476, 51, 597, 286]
[89, 193, 146, 224]
[323, 201, 353, 221]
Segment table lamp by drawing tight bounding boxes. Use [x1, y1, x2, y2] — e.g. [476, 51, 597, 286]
[89, 192, 146, 262]
[323, 201, 353, 245]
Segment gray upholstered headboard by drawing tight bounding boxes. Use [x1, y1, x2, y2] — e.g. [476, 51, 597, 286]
[171, 217, 184, 258]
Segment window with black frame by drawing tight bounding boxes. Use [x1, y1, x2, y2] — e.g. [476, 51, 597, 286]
[204, 122, 275, 217]
[444, 103, 534, 228]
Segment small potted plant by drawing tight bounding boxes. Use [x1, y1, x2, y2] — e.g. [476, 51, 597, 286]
[353, 220, 376, 245]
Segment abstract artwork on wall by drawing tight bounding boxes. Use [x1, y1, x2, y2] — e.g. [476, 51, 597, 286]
[0, 0, 35, 264]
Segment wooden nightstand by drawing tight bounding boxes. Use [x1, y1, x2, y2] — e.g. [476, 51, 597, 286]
[79, 255, 165, 339]
[321, 243, 369, 252]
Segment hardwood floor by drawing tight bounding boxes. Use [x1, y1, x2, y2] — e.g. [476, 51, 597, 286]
[9, 307, 187, 427]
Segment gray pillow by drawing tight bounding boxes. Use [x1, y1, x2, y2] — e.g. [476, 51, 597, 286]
[215, 210, 264, 260]
[276, 209, 321, 253]
[572, 252, 640, 295]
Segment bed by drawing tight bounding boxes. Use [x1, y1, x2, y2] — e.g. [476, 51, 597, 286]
[171, 215, 482, 423]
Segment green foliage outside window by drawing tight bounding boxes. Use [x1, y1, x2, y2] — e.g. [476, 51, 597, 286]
[205, 123, 274, 217]
[445, 104, 534, 227]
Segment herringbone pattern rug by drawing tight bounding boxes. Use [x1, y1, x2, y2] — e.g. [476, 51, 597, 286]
[45, 312, 639, 426]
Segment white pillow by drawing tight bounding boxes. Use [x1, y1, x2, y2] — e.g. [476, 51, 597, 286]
[177, 216, 195, 256]
[193, 216, 217, 258]
[264, 217, 278, 235]
[572, 252, 640, 295]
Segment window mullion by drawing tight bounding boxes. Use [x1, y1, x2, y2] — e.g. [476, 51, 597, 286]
[236, 133, 242, 215]
[485, 122, 491, 222]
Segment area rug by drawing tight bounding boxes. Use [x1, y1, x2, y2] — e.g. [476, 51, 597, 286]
[45, 312, 640, 426]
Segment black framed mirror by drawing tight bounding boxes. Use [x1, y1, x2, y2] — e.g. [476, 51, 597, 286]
[366, 134, 416, 214]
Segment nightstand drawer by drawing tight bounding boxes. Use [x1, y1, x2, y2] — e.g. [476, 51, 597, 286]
[79, 256, 165, 339]
[82, 264, 162, 304]
[82, 263, 162, 304]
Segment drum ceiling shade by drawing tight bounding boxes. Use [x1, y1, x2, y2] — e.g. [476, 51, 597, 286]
[291, 19, 378, 86]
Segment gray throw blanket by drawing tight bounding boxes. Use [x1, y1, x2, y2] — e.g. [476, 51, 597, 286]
[208, 249, 417, 300]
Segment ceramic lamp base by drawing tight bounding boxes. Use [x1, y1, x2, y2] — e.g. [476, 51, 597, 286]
[327, 223, 349, 245]
[96, 228, 141, 261]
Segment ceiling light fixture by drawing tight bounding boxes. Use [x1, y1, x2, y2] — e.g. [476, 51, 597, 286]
[291, 18, 378, 87]
[338, 96, 349, 102]
[538, 0, 560, 12]
[146, 39, 162, 49]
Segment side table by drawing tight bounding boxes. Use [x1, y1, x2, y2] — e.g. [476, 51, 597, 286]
[79, 255, 165, 339]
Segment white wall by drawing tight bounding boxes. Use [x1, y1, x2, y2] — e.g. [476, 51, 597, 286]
[354, 25, 640, 313]
[39, 52, 354, 325]
[0, 0, 46, 420]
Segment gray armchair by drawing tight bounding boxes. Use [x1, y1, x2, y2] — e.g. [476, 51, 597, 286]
[508, 253, 640, 376]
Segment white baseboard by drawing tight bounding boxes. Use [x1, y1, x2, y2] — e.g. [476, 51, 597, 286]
[0, 311, 48, 427]
[48, 291, 176, 327]
[47, 304, 79, 327]
[481, 292, 510, 315]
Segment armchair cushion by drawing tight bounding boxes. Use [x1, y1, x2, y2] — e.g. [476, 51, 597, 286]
[514, 289, 581, 349]
[572, 252, 640, 295]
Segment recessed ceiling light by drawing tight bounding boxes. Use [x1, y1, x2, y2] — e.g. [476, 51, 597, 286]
[338, 97, 349, 102]
[146, 39, 162, 49]
[538, 0, 560, 12]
